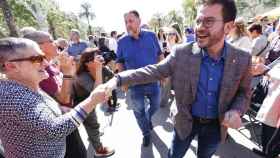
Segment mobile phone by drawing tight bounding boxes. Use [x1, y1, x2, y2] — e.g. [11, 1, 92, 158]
[162, 42, 167, 48]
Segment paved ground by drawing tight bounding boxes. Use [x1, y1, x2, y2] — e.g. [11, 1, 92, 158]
[79, 94, 264, 158]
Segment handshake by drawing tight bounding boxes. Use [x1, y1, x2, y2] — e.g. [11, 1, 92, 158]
[89, 77, 119, 106]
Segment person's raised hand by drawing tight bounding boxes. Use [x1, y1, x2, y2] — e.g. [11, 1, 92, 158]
[58, 53, 76, 76]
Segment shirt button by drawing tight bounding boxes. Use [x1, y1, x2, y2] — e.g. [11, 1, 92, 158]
[208, 92, 212, 96]
[209, 77, 213, 81]
[212, 63, 215, 66]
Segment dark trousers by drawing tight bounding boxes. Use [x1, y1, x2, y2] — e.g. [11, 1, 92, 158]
[168, 120, 221, 158]
[264, 125, 280, 158]
[64, 129, 87, 158]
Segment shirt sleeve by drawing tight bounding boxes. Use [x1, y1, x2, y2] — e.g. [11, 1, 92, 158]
[251, 37, 268, 56]
[152, 33, 162, 56]
[116, 41, 124, 64]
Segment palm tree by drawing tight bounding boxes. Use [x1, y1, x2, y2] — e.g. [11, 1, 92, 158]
[79, 2, 95, 35]
[0, 0, 19, 37]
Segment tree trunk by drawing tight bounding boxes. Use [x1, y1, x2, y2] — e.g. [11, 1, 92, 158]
[86, 16, 92, 35]
[0, 0, 19, 37]
[47, 18, 56, 39]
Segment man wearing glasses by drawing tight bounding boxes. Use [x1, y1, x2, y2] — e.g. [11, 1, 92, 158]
[115, 10, 164, 147]
[104, 0, 252, 157]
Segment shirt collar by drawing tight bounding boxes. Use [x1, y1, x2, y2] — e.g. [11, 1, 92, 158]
[202, 42, 227, 62]
[129, 29, 144, 40]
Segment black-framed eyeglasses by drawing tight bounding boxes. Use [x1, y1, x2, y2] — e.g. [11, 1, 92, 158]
[195, 17, 224, 28]
[8, 55, 47, 63]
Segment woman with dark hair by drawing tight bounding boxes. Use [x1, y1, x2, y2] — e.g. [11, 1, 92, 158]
[73, 48, 115, 157]
[160, 27, 182, 107]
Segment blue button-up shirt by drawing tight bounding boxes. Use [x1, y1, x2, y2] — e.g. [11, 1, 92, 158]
[116, 30, 162, 89]
[191, 44, 227, 119]
[67, 41, 88, 57]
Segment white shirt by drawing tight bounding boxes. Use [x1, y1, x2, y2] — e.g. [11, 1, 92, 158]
[229, 36, 252, 53]
[109, 38, 118, 53]
[251, 35, 269, 57]
[256, 63, 280, 127]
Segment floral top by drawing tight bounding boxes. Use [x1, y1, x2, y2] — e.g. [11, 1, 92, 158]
[0, 80, 85, 158]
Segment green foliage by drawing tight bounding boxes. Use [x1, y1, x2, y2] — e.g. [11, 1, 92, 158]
[0, 0, 90, 39]
[79, 2, 95, 35]
[9, 0, 37, 28]
[148, 10, 184, 33]
[148, 13, 165, 32]
[235, 0, 280, 19]
[182, 0, 197, 26]
[0, 0, 38, 37]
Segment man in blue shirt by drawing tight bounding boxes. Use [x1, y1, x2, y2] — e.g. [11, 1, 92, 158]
[104, 1, 251, 158]
[191, 46, 226, 119]
[116, 10, 164, 147]
[67, 29, 88, 57]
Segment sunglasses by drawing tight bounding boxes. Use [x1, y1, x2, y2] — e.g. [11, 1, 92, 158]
[167, 33, 176, 36]
[8, 55, 47, 63]
[38, 39, 54, 45]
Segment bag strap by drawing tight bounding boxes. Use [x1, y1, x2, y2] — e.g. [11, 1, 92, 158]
[256, 41, 269, 56]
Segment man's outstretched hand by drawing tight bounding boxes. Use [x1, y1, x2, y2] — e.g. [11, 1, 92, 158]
[103, 77, 118, 97]
[222, 110, 242, 129]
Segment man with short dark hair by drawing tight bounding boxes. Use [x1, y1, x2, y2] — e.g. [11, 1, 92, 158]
[115, 10, 164, 147]
[104, 1, 252, 157]
[248, 23, 269, 57]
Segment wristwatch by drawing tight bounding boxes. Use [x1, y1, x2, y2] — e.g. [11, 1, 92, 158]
[63, 75, 74, 79]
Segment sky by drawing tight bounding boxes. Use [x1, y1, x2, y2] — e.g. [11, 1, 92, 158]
[55, 0, 183, 33]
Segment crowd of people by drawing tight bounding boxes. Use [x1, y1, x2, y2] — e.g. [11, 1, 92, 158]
[0, 0, 280, 158]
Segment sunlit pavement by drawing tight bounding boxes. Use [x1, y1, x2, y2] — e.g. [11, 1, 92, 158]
[79, 95, 263, 158]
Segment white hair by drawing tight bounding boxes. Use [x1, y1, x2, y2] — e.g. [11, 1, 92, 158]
[0, 38, 41, 72]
